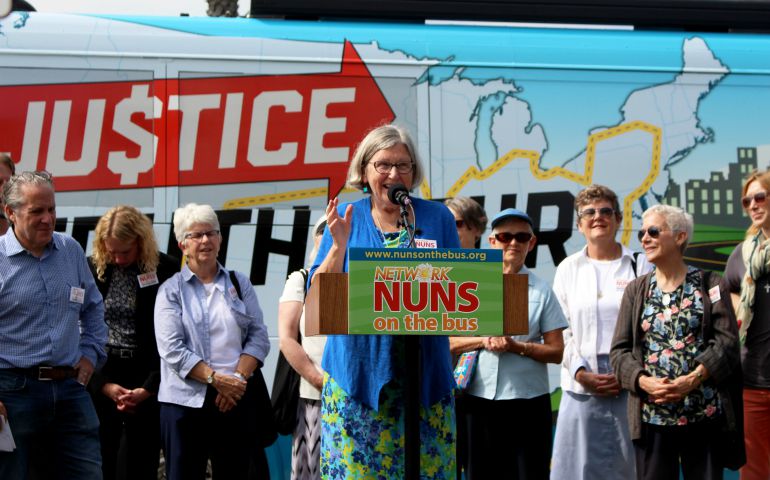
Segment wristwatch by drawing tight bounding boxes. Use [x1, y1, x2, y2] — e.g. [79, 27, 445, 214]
[206, 371, 216, 386]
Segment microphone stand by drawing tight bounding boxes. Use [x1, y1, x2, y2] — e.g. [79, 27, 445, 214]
[400, 201, 419, 479]
[399, 203, 416, 248]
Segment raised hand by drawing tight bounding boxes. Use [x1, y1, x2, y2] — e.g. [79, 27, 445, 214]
[326, 197, 353, 249]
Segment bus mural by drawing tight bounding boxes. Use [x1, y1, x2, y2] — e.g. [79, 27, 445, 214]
[1, 12, 769, 394]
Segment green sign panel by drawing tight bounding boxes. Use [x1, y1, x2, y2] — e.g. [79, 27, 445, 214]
[347, 247, 503, 335]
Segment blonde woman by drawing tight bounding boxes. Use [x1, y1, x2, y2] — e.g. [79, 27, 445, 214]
[725, 170, 770, 480]
[88, 205, 179, 480]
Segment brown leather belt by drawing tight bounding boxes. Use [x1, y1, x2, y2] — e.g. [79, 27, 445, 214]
[9, 366, 78, 381]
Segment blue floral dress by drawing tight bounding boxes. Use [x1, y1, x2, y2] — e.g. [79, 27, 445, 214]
[320, 230, 456, 479]
[640, 267, 721, 426]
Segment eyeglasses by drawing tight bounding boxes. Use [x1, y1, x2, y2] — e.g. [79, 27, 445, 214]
[184, 229, 220, 242]
[455, 219, 465, 229]
[637, 226, 664, 241]
[742, 191, 768, 209]
[578, 207, 616, 219]
[371, 161, 414, 175]
[494, 231, 533, 244]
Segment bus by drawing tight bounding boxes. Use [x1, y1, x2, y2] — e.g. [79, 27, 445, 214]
[0, 12, 768, 473]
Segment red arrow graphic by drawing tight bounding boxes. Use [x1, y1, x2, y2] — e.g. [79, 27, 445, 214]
[0, 40, 395, 200]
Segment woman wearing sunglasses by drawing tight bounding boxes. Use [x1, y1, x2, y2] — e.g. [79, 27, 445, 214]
[551, 185, 650, 480]
[455, 208, 566, 479]
[444, 196, 487, 249]
[611, 204, 744, 479]
[725, 170, 770, 480]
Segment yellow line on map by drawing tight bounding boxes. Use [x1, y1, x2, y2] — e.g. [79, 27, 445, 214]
[222, 121, 661, 247]
[445, 120, 661, 245]
[223, 187, 357, 209]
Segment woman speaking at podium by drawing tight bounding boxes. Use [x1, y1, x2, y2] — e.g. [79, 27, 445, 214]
[308, 124, 460, 479]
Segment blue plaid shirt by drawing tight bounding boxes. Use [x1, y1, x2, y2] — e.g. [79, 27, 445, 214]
[0, 230, 107, 369]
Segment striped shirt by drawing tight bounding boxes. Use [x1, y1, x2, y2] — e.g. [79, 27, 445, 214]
[0, 230, 107, 369]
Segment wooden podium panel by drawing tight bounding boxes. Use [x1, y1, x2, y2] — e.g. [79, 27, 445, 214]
[503, 273, 528, 335]
[305, 273, 528, 336]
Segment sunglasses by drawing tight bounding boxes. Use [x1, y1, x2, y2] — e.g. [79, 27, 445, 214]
[494, 231, 533, 244]
[742, 191, 768, 209]
[578, 207, 616, 218]
[637, 226, 665, 241]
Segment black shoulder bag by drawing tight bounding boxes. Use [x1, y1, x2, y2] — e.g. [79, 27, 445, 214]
[271, 269, 307, 435]
[229, 270, 278, 448]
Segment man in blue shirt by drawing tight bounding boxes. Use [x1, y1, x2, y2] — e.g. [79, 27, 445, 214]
[0, 171, 107, 479]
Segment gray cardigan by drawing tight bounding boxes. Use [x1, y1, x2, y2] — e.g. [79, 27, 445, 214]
[610, 269, 744, 466]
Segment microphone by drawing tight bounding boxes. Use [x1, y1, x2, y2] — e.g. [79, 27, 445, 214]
[387, 184, 411, 207]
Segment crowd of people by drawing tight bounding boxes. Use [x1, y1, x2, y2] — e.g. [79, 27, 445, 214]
[0, 123, 768, 480]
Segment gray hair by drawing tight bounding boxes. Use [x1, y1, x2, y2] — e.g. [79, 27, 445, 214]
[346, 124, 425, 192]
[444, 196, 488, 234]
[172, 203, 220, 243]
[642, 204, 694, 251]
[4, 171, 54, 211]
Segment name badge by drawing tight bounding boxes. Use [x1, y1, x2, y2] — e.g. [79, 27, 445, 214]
[70, 286, 85, 304]
[709, 286, 721, 303]
[616, 279, 630, 291]
[414, 238, 437, 249]
[137, 271, 159, 288]
[228, 286, 239, 300]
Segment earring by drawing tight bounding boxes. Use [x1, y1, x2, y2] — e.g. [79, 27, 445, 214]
[363, 184, 370, 194]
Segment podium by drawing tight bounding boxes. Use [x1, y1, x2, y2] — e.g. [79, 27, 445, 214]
[306, 273, 527, 336]
[305, 272, 528, 478]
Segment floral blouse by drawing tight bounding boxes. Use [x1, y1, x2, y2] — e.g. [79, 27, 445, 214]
[640, 266, 721, 426]
[104, 265, 139, 349]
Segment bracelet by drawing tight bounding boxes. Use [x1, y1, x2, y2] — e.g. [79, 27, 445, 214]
[695, 369, 704, 383]
[233, 372, 246, 381]
[519, 342, 530, 356]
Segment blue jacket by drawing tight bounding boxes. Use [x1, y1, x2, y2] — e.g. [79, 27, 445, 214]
[310, 196, 460, 410]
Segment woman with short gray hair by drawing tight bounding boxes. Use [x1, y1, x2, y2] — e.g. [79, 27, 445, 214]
[155, 203, 270, 480]
[611, 204, 744, 479]
[642, 204, 694, 252]
[172, 203, 221, 243]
